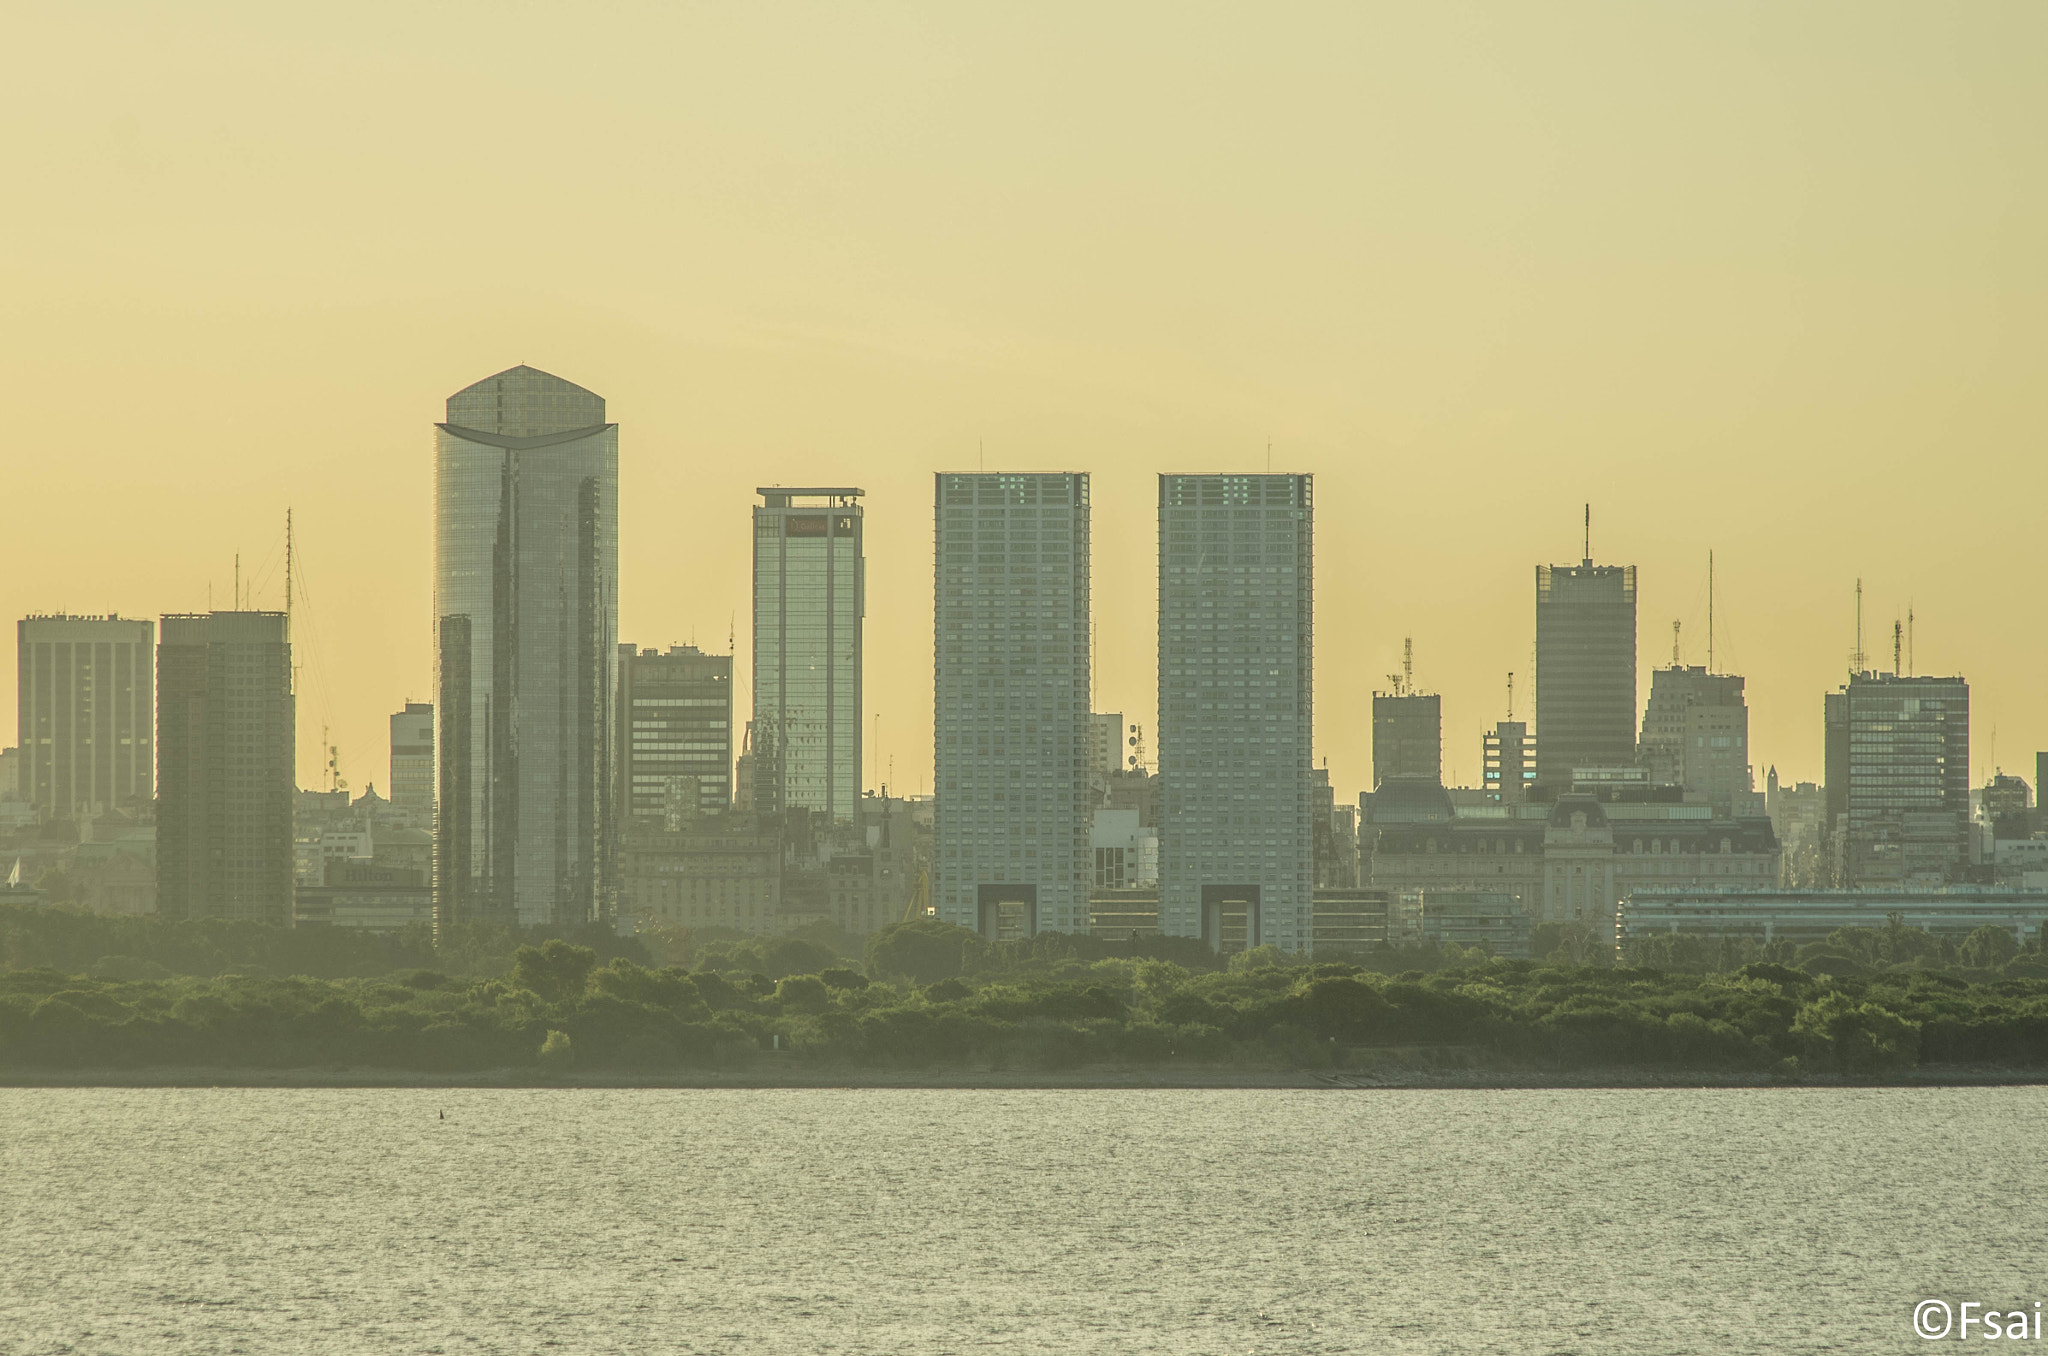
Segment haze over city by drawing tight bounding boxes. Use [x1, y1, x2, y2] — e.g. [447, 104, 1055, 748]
[5, 2, 2044, 798]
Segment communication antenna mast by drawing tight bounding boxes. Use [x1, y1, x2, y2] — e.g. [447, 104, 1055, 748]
[1583, 504, 1592, 564]
[1907, 606, 1914, 675]
[1852, 579, 1865, 674]
[234, 552, 240, 610]
[1892, 619, 1902, 677]
[1506, 671, 1514, 722]
[1671, 619, 1681, 667]
[1707, 549, 1715, 673]
[285, 508, 293, 619]
[1403, 637, 1413, 693]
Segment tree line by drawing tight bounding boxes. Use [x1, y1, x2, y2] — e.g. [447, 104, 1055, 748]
[4, 908, 2046, 1077]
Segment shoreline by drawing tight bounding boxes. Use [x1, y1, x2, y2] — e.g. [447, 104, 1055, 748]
[4, 1064, 2045, 1090]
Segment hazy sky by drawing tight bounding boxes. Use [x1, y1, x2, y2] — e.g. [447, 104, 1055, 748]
[4, 2, 2043, 802]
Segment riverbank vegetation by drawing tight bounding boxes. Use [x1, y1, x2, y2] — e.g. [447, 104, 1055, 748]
[4, 908, 2047, 1078]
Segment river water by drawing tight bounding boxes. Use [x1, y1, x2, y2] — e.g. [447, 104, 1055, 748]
[1, 1086, 2042, 1353]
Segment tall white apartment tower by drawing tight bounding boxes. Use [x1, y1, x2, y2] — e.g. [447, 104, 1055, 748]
[1157, 473, 1315, 953]
[932, 472, 1092, 938]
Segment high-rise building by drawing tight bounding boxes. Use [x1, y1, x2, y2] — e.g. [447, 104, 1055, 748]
[1158, 473, 1314, 953]
[617, 644, 734, 824]
[1534, 555, 1637, 792]
[1086, 712, 1127, 780]
[933, 472, 1092, 937]
[433, 365, 618, 929]
[1483, 720, 1535, 804]
[752, 488, 863, 821]
[16, 615, 155, 821]
[389, 702, 434, 815]
[1825, 671, 1970, 886]
[1371, 692, 1441, 786]
[1638, 667, 1750, 814]
[156, 611, 294, 923]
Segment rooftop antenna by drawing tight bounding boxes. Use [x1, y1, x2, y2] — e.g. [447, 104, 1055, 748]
[1583, 503, 1592, 565]
[234, 552, 240, 610]
[1403, 637, 1413, 692]
[1892, 618, 1902, 677]
[285, 508, 293, 619]
[1852, 578, 1865, 674]
[1907, 605, 1914, 675]
[1706, 549, 1715, 673]
[1506, 671, 1515, 722]
[1672, 619, 1681, 667]
[978, 439, 984, 473]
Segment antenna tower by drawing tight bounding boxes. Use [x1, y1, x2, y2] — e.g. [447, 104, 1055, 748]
[1403, 637, 1413, 693]
[1671, 619, 1681, 667]
[1892, 620, 1902, 677]
[1707, 549, 1715, 673]
[1852, 579, 1865, 674]
[1907, 607, 1914, 675]
[1582, 504, 1592, 564]
[1506, 671, 1515, 721]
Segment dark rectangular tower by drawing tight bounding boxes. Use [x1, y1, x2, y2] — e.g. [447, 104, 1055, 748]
[1534, 557, 1637, 792]
[155, 611, 294, 923]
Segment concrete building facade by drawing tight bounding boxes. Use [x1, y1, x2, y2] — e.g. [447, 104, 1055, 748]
[1824, 672, 1970, 887]
[156, 611, 294, 924]
[932, 472, 1092, 938]
[1639, 666, 1750, 814]
[389, 701, 433, 818]
[617, 645, 734, 824]
[1371, 692, 1441, 787]
[1158, 473, 1314, 952]
[16, 615, 155, 821]
[1534, 559, 1637, 792]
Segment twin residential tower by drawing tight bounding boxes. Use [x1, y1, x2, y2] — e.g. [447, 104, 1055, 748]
[932, 471, 1315, 950]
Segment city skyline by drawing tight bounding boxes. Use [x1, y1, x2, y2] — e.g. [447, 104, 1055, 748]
[4, 5, 2044, 806]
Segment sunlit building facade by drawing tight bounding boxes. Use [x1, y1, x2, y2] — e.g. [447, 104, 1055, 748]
[433, 365, 618, 928]
[933, 472, 1092, 937]
[1157, 473, 1314, 953]
[751, 488, 863, 820]
[16, 614, 155, 821]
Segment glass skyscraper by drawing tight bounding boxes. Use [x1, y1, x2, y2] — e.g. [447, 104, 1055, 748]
[1157, 473, 1314, 953]
[933, 472, 1091, 937]
[751, 488, 863, 820]
[434, 365, 618, 928]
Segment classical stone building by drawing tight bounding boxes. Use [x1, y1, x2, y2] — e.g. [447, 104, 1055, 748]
[1362, 781, 1778, 934]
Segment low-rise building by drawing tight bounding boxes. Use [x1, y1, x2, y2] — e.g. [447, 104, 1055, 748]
[619, 818, 782, 932]
[293, 863, 433, 931]
[1363, 781, 1778, 937]
[1617, 887, 2048, 947]
[1419, 890, 1531, 959]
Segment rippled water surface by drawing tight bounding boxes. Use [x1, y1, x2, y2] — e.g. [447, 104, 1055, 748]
[3, 1086, 2044, 1353]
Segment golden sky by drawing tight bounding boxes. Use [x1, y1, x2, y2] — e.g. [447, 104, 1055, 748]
[4, 2, 2043, 802]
